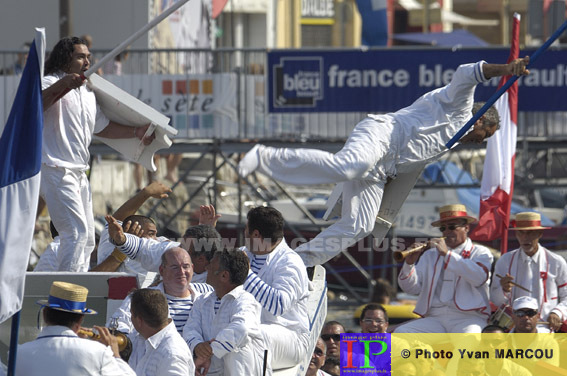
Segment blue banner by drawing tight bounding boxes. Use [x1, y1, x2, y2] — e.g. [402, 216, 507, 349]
[268, 48, 567, 113]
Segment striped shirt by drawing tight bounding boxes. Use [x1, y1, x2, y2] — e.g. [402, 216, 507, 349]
[250, 254, 268, 274]
[165, 294, 194, 334]
[108, 282, 213, 335]
[242, 240, 310, 333]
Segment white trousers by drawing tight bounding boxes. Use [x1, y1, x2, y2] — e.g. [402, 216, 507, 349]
[208, 336, 272, 376]
[394, 306, 487, 333]
[255, 118, 396, 266]
[261, 324, 309, 370]
[40, 165, 95, 271]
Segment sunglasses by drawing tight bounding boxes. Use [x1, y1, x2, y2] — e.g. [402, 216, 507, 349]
[514, 309, 538, 318]
[321, 334, 341, 342]
[313, 348, 325, 357]
[439, 224, 465, 232]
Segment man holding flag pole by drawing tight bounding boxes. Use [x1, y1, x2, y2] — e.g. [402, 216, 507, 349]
[40, 36, 156, 273]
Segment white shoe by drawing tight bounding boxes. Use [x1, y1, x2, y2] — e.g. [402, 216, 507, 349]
[238, 144, 264, 177]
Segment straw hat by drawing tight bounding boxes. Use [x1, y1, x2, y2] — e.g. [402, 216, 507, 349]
[36, 281, 97, 315]
[509, 212, 550, 231]
[431, 204, 477, 227]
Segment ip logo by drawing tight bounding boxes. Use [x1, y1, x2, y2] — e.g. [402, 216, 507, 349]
[272, 57, 323, 108]
[340, 333, 391, 375]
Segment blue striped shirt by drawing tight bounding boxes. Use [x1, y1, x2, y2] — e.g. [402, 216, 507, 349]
[165, 294, 194, 334]
[250, 254, 268, 274]
[244, 272, 285, 316]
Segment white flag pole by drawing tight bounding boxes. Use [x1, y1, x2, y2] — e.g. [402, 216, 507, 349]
[85, 0, 192, 77]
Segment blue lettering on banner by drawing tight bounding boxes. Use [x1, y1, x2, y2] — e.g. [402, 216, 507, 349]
[268, 48, 567, 113]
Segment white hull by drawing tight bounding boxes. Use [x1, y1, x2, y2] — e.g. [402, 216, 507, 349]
[1, 267, 328, 374]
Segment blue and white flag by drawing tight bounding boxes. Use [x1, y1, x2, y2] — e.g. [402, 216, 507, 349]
[0, 28, 45, 324]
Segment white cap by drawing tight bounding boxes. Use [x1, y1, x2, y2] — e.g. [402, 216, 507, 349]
[512, 296, 538, 311]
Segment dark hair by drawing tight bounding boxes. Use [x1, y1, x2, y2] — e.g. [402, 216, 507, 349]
[130, 289, 169, 329]
[481, 324, 506, 333]
[247, 207, 284, 242]
[473, 102, 500, 130]
[43, 307, 83, 328]
[182, 225, 221, 261]
[45, 36, 87, 75]
[372, 278, 395, 304]
[123, 215, 156, 229]
[323, 320, 346, 332]
[322, 356, 340, 370]
[360, 303, 389, 323]
[217, 248, 250, 286]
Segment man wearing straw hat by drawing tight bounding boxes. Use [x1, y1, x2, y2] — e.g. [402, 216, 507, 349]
[396, 204, 493, 333]
[15, 281, 135, 375]
[491, 212, 567, 332]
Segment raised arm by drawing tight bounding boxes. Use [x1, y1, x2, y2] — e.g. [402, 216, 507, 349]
[482, 56, 529, 79]
[113, 181, 171, 221]
[198, 205, 221, 227]
[42, 73, 84, 110]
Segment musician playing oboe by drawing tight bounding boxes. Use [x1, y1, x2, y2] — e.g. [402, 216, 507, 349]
[396, 204, 493, 333]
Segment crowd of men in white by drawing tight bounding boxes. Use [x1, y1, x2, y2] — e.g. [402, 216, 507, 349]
[10, 35, 565, 375]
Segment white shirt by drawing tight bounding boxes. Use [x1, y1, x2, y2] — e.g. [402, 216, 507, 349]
[183, 286, 266, 375]
[192, 270, 208, 283]
[34, 237, 60, 271]
[242, 240, 310, 333]
[129, 321, 194, 376]
[491, 245, 567, 322]
[107, 282, 211, 335]
[97, 224, 166, 286]
[116, 233, 180, 272]
[399, 238, 493, 316]
[16, 325, 135, 376]
[42, 72, 109, 170]
[392, 61, 489, 172]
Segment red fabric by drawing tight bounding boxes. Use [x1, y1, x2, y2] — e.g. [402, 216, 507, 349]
[541, 271, 548, 302]
[469, 15, 520, 251]
[470, 188, 510, 241]
[212, 0, 229, 18]
[107, 276, 138, 300]
[440, 211, 469, 219]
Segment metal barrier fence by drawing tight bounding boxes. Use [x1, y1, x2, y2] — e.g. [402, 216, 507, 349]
[1, 47, 567, 140]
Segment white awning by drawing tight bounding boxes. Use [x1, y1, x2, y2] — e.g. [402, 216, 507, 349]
[397, 0, 499, 26]
[223, 0, 268, 14]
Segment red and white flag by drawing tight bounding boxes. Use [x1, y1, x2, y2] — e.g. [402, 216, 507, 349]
[470, 13, 521, 249]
